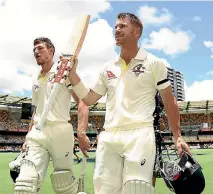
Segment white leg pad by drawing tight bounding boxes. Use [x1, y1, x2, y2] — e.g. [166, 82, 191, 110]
[14, 159, 39, 194]
[123, 180, 156, 194]
[51, 170, 78, 194]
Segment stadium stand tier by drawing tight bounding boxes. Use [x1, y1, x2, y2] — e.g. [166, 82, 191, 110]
[0, 94, 213, 152]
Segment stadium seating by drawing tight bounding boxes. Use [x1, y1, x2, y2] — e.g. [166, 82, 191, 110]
[71, 115, 105, 132]
[0, 110, 20, 131]
[1, 109, 213, 152]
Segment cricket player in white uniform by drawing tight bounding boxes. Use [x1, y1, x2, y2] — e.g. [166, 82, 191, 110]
[68, 13, 191, 194]
[14, 37, 90, 194]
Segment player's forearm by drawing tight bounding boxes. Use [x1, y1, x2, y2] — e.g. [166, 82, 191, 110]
[77, 101, 89, 134]
[68, 70, 81, 86]
[164, 98, 181, 141]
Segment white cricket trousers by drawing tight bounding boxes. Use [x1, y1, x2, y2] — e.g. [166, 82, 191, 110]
[93, 126, 156, 194]
[24, 121, 75, 186]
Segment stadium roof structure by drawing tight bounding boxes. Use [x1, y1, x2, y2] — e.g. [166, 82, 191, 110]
[0, 94, 213, 113]
[177, 100, 213, 113]
[0, 94, 31, 107]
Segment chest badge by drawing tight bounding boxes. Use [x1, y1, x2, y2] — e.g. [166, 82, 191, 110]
[132, 64, 145, 77]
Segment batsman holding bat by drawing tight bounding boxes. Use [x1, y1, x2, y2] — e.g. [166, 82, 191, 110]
[68, 12, 191, 194]
[13, 37, 90, 194]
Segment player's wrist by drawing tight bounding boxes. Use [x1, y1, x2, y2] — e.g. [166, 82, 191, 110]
[77, 130, 86, 136]
[172, 129, 182, 141]
[68, 69, 80, 85]
[174, 136, 183, 145]
[68, 69, 78, 79]
[77, 131, 87, 140]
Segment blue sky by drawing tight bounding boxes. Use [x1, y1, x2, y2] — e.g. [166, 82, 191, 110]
[0, 1, 212, 101]
[99, 1, 213, 85]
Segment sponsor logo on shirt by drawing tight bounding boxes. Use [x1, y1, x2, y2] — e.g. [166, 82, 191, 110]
[33, 81, 39, 92]
[65, 152, 69, 157]
[106, 70, 117, 80]
[33, 85, 39, 91]
[141, 159, 146, 166]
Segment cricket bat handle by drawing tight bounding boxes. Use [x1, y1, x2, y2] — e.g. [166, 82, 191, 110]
[81, 157, 87, 176]
[35, 83, 60, 130]
[77, 156, 87, 193]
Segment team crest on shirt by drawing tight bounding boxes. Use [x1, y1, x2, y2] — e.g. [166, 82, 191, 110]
[132, 64, 145, 77]
[106, 70, 117, 80]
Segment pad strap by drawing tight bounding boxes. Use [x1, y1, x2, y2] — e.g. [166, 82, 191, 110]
[123, 180, 156, 194]
[51, 170, 78, 194]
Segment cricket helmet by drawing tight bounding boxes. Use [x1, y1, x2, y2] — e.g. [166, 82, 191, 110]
[156, 149, 205, 194]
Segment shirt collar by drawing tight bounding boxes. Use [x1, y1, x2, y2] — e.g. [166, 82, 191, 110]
[38, 63, 56, 79]
[115, 47, 148, 64]
[134, 47, 148, 60]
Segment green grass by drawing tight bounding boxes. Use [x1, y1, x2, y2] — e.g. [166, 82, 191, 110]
[0, 149, 213, 194]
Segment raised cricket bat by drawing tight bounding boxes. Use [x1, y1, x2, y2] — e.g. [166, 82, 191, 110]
[77, 156, 87, 193]
[35, 15, 90, 130]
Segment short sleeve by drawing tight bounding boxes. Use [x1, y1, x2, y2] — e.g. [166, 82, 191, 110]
[32, 78, 39, 107]
[152, 60, 171, 90]
[91, 64, 107, 96]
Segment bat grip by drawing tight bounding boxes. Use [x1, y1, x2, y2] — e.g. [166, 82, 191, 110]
[35, 83, 60, 130]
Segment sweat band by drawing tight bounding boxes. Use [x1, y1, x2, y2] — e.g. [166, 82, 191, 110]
[72, 80, 90, 100]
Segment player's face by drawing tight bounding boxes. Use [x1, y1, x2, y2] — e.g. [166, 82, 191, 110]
[33, 43, 53, 65]
[114, 17, 137, 46]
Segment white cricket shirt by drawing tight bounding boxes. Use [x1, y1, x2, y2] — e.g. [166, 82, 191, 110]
[32, 63, 73, 122]
[92, 48, 171, 131]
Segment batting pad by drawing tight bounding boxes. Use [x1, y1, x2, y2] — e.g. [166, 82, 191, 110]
[14, 159, 38, 194]
[51, 170, 78, 194]
[123, 180, 156, 194]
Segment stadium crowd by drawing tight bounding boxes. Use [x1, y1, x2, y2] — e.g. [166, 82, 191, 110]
[0, 145, 21, 151]
[180, 113, 209, 125]
[0, 110, 20, 131]
[0, 109, 213, 151]
[0, 135, 24, 143]
[70, 115, 105, 132]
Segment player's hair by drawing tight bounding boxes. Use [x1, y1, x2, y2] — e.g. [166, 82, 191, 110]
[117, 12, 143, 37]
[33, 37, 55, 56]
